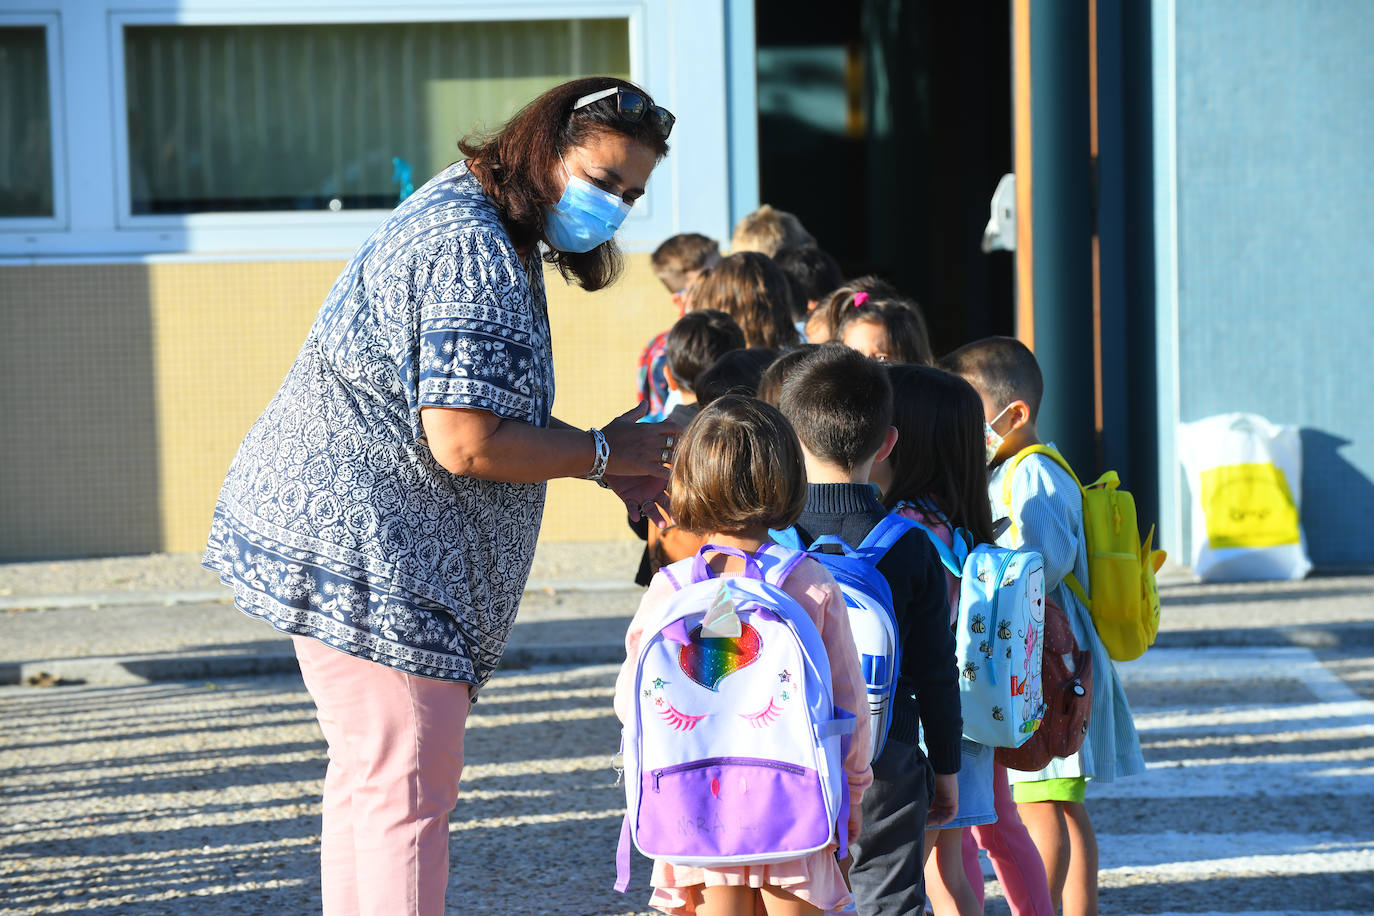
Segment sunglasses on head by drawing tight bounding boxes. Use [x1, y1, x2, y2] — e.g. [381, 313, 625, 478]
[573, 86, 675, 140]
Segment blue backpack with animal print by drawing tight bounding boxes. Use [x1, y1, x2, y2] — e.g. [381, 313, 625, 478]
[614, 543, 857, 892]
[950, 543, 1047, 748]
[892, 502, 1048, 749]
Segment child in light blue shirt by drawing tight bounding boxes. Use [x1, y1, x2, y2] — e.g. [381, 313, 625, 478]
[945, 336, 1145, 916]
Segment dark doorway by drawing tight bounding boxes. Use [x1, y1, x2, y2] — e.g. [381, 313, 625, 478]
[755, 0, 1014, 353]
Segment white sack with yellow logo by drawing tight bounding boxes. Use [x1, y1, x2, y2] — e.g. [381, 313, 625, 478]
[1178, 413, 1312, 582]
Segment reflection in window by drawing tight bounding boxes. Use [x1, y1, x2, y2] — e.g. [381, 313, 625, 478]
[123, 19, 630, 215]
[0, 27, 54, 218]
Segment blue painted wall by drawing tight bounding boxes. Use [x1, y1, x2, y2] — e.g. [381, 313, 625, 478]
[1164, 0, 1374, 567]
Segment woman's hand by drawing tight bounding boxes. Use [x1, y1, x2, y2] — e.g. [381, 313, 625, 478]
[603, 474, 671, 525]
[601, 403, 680, 479]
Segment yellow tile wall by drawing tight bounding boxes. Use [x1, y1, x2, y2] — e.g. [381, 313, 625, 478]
[0, 255, 671, 559]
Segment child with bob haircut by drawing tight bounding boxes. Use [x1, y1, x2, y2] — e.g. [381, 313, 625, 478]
[692, 252, 802, 350]
[614, 395, 873, 916]
[872, 364, 1054, 916]
[942, 336, 1144, 916]
[777, 347, 962, 916]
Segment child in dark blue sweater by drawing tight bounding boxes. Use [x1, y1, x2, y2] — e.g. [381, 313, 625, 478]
[778, 345, 963, 916]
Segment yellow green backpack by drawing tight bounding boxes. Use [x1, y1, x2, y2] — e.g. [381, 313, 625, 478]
[1002, 445, 1167, 662]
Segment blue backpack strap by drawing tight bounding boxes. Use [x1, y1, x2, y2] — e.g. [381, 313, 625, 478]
[856, 512, 917, 563]
[769, 526, 805, 550]
[890, 504, 969, 577]
[900, 517, 966, 579]
[807, 534, 862, 558]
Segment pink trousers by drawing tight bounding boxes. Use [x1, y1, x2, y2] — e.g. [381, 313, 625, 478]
[961, 763, 1055, 916]
[294, 637, 471, 916]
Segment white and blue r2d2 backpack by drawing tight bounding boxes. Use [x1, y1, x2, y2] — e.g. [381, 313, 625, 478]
[772, 513, 915, 762]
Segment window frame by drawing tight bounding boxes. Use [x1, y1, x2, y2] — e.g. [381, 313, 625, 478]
[0, 0, 739, 259]
[0, 13, 67, 231]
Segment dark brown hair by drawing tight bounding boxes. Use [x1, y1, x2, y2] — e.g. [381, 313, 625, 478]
[690, 251, 800, 349]
[670, 395, 808, 535]
[940, 335, 1044, 420]
[837, 298, 935, 365]
[757, 344, 821, 406]
[773, 245, 844, 310]
[695, 347, 778, 406]
[665, 309, 745, 395]
[651, 233, 721, 291]
[882, 364, 997, 545]
[460, 77, 670, 292]
[811, 274, 902, 342]
[778, 345, 893, 471]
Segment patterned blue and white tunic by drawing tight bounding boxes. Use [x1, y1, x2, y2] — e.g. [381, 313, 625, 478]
[204, 163, 554, 687]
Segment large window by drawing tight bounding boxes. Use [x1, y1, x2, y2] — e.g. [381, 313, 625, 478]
[0, 25, 54, 218]
[0, 1, 737, 257]
[123, 19, 630, 215]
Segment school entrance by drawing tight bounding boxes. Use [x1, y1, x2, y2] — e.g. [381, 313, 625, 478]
[754, 0, 1015, 354]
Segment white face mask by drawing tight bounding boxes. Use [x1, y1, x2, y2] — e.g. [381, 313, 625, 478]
[984, 403, 1014, 466]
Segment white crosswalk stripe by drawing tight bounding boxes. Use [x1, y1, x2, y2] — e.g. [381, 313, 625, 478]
[1075, 647, 1374, 915]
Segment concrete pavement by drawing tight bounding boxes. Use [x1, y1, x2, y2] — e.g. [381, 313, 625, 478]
[3, 546, 1372, 915]
[3, 542, 1373, 687]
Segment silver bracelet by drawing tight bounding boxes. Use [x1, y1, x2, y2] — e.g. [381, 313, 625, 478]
[584, 427, 610, 485]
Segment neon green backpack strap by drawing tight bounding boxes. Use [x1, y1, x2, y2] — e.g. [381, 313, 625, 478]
[999, 445, 1092, 606]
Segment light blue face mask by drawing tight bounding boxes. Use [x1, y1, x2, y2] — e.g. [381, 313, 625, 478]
[543, 155, 633, 253]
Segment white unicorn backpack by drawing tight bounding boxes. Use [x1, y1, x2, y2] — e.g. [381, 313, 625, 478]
[614, 544, 857, 892]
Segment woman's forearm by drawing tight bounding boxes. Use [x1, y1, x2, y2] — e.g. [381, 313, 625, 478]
[421, 407, 595, 483]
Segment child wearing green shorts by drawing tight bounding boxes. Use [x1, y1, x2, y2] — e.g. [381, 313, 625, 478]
[944, 337, 1146, 916]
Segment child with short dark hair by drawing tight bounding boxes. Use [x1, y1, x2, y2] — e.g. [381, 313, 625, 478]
[943, 336, 1144, 916]
[694, 347, 778, 407]
[638, 233, 722, 420]
[757, 344, 822, 406]
[773, 245, 845, 335]
[777, 346, 963, 916]
[662, 309, 745, 427]
[641, 310, 747, 573]
[613, 394, 872, 916]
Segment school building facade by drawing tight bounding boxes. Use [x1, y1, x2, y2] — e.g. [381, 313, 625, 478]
[2, 0, 1370, 570]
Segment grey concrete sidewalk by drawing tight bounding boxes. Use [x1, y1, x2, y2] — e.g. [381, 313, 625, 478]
[2, 541, 1372, 686]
